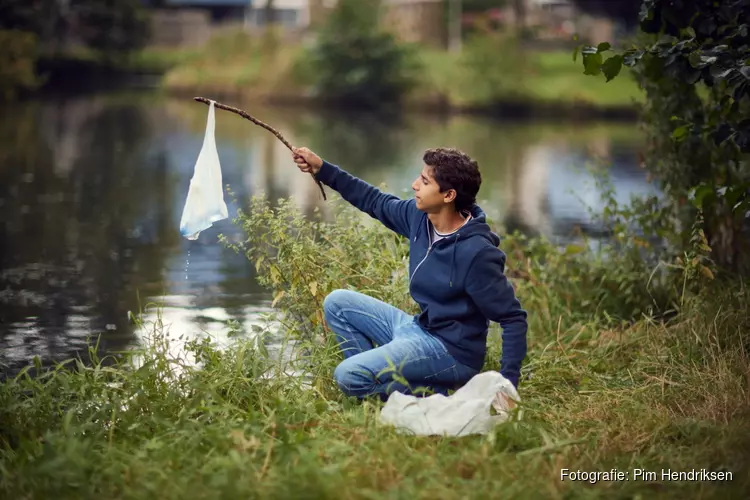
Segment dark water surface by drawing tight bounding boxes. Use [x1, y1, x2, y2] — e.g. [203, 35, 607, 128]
[0, 91, 657, 374]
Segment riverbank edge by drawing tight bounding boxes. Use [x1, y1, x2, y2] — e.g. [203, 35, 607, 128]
[25, 47, 642, 122]
[166, 84, 641, 122]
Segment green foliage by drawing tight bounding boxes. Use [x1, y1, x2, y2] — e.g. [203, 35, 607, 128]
[1, 215, 749, 498]
[72, 0, 151, 61]
[220, 193, 414, 350]
[0, 30, 41, 101]
[222, 169, 720, 369]
[0, 0, 62, 42]
[634, 0, 750, 153]
[2, 148, 750, 498]
[577, 0, 750, 274]
[301, 0, 420, 109]
[500, 182, 715, 327]
[1, 0, 151, 64]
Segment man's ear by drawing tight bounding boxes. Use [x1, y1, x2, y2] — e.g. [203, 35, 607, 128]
[443, 189, 457, 203]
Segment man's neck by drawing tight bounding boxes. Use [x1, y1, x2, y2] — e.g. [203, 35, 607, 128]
[428, 208, 468, 235]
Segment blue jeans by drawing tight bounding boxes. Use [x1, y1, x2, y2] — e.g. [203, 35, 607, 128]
[323, 289, 479, 399]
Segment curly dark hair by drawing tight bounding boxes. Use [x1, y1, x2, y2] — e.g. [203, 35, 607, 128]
[422, 147, 482, 212]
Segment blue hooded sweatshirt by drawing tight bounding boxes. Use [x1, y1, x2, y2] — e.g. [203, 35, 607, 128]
[314, 160, 528, 388]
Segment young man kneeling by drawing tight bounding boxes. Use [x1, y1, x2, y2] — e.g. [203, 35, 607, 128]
[292, 146, 528, 400]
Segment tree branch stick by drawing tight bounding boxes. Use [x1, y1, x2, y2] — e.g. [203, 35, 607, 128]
[194, 96, 327, 201]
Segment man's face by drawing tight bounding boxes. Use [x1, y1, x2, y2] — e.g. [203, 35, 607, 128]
[411, 165, 454, 213]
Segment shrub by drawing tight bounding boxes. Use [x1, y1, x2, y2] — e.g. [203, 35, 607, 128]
[69, 0, 152, 63]
[576, 0, 750, 274]
[222, 169, 717, 380]
[220, 193, 414, 393]
[0, 30, 41, 101]
[300, 0, 421, 110]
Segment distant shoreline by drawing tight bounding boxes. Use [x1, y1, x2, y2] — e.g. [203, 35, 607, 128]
[27, 44, 643, 122]
[165, 84, 640, 122]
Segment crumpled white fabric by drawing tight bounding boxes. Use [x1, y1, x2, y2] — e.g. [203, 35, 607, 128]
[379, 371, 520, 437]
[179, 100, 228, 240]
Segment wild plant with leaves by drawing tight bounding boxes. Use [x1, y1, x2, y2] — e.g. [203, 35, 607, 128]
[220, 193, 414, 359]
[3, 187, 749, 498]
[577, 0, 750, 274]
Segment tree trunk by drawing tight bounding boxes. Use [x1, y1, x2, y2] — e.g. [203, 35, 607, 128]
[264, 0, 276, 25]
[309, 0, 325, 28]
[262, 0, 279, 56]
[448, 0, 462, 53]
[513, 0, 527, 34]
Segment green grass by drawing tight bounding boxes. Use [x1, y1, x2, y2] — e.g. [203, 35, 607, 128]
[161, 28, 307, 99]
[528, 51, 643, 106]
[43, 46, 199, 74]
[415, 45, 642, 111]
[1, 286, 747, 499]
[2, 193, 747, 499]
[126, 47, 201, 72]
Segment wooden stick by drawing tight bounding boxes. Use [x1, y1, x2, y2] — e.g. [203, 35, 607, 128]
[194, 96, 327, 201]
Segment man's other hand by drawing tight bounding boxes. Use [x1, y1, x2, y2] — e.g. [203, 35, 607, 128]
[292, 147, 323, 175]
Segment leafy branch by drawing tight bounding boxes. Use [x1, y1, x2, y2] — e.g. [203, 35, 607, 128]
[575, 0, 750, 154]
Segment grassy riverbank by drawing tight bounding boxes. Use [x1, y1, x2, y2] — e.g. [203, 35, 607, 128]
[22, 30, 642, 118]
[2, 196, 748, 499]
[161, 30, 643, 118]
[1, 281, 747, 499]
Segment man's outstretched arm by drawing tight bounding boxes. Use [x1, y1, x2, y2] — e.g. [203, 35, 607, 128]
[465, 247, 528, 389]
[293, 147, 416, 238]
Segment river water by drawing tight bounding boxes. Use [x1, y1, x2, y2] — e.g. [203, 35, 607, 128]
[0, 91, 657, 375]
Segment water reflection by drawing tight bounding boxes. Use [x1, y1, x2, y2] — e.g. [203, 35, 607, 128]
[0, 92, 653, 375]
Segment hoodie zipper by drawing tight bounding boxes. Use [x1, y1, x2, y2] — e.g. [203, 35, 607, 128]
[410, 216, 470, 287]
[409, 245, 432, 286]
[409, 218, 433, 286]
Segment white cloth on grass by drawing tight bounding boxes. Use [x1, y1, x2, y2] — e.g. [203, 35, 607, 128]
[179, 100, 228, 240]
[379, 371, 520, 437]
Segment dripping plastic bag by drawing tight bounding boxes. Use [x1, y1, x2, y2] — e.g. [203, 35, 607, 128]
[179, 101, 228, 240]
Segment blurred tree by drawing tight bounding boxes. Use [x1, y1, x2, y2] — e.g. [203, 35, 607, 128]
[0, 0, 151, 61]
[512, 0, 526, 34]
[305, 0, 420, 110]
[71, 0, 151, 62]
[261, 0, 281, 55]
[0, 30, 41, 101]
[309, 0, 325, 28]
[264, 0, 276, 24]
[0, 0, 65, 51]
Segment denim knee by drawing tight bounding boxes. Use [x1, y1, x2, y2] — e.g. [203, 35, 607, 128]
[323, 289, 350, 318]
[333, 359, 373, 397]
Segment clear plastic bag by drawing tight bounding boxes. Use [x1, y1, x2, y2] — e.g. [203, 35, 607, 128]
[379, 371, 520, 436]
[179, 101, 228, 240]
